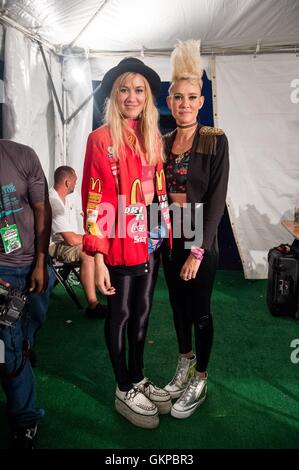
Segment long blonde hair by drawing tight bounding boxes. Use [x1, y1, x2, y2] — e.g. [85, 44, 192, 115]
[104, 72, 164, 164]
[169, 40, 203, 94]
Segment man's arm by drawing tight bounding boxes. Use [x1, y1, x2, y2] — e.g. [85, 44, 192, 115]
[59, 232, 83, 246]
[30, 198, 52, 294]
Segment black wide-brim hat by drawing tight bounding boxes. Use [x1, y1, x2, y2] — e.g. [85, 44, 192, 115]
[100, 57, 161, 99]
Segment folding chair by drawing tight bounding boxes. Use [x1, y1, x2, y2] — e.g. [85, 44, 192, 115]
[49, 257, 84, 309]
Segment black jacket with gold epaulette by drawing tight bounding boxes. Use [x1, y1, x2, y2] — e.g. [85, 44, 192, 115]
[163, 125, 229, 251]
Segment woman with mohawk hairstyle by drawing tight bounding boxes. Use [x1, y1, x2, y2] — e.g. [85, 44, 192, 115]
[162, 40, 229, 419]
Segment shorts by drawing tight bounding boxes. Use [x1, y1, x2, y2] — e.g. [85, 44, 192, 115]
[49, 242, 82, 263]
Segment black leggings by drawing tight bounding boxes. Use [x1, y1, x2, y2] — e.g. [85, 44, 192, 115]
[106, 251, 160, 391]
[162, 238, 218, 372]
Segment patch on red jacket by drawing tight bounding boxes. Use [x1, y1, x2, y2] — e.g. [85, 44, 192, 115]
[87, 191, 102, 209]
[90, 177, 101, 192]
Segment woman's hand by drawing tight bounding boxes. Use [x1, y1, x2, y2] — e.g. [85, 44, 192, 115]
[180, 255, 201, 281]
[95, 254, 116, 296]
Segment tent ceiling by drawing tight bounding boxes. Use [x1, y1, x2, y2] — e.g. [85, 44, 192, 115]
[1, 0, 299, 55]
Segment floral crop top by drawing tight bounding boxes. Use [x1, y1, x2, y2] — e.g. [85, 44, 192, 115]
[165, 148, 191, 193]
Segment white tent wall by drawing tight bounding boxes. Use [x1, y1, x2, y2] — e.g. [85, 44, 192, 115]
[0, 24, 4, 59]
[51, 55, 64, 178]
[216, 54, 299, 279]
[0, 24, 4, 103]
[3, 27, 57, 181]
[60, 57, 93, 234]
[62, 57, 93, 189]
[2, 26, 93, 191]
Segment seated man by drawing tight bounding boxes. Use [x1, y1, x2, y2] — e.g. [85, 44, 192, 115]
[49, 166, 106, 318]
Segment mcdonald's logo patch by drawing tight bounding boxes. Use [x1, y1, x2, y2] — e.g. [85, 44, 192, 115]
[90, 177, 101, 192]
[130, 179, 143, 204]
[156, 169, 165, 191]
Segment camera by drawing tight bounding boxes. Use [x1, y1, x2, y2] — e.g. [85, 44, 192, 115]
[0, 284, 27, 327]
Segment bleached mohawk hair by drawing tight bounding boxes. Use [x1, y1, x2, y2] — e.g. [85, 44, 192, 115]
[170, 40, 202, 82]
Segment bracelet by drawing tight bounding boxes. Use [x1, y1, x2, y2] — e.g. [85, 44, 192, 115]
[190, 246, 205, 261]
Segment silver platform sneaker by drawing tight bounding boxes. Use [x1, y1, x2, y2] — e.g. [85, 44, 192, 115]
[134, 378, 172, 414]
[171, 373, 207, 419]
[115, 386, 159, 429]
[164, 355, 196, 399]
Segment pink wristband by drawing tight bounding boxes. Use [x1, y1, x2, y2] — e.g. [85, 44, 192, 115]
[190, 246, 205, 261]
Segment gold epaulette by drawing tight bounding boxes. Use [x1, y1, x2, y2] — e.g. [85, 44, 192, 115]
[200, 126, 224, 136]
[197, 126, 224, 155]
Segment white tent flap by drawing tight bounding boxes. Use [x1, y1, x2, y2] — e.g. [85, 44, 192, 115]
[3, 26, 57, 179]
[216, 54, 299, 279]
[63, 56, 93, 188]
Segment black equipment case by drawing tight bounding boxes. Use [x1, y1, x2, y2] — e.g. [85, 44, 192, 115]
[267, 243, 299, 319]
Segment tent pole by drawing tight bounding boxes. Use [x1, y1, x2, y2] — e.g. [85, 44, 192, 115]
[65, 82, 102, 125]
[0, 14, 57, 53]
[210, 56, 218, 128]
[38, 43, 64, 124]
[39, 42, 68, 162]
[68, 0, 109, 49]
[63, 87, 67, 165]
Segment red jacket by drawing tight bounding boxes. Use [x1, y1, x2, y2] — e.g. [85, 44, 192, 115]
[82, 124, 172, 266]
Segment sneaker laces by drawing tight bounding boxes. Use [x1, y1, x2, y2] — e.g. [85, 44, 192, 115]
[179, 375, 200, 404]
[138, 379, 156, 394]
[169, 356, 188, 386]
[125, 386, 140, 401]
[124, 385, 156, 411]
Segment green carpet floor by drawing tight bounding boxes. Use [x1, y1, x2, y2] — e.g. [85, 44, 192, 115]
[1, 269, 298, 449]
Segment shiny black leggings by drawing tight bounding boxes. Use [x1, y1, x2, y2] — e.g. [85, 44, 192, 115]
[162, 238, 218, 372]
[106, 251, 160, 391]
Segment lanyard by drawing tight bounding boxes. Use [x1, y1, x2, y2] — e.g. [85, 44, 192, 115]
[0, 185, 10, 227]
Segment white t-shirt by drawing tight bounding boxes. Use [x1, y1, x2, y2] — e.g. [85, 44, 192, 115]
[49, 187, 84, 243]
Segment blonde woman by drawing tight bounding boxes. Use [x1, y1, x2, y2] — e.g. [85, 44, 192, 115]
[162, 41, 229, 419]
[82, 58, 172, 429]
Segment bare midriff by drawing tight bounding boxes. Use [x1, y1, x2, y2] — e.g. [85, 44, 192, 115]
[169, 192, 186, 206]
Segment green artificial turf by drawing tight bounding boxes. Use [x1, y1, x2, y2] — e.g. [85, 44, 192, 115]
[1, 270, 298, 449]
